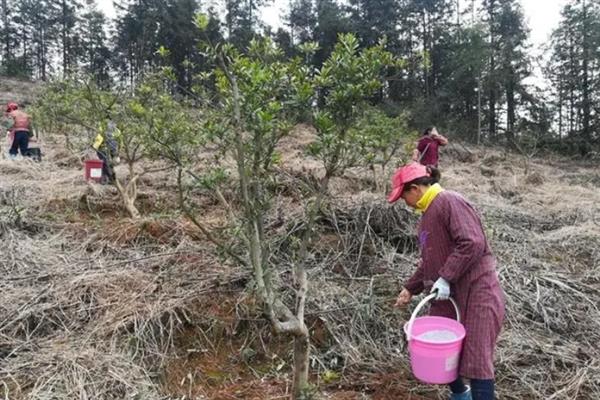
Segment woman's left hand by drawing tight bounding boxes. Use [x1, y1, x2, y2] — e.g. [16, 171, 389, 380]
[395, 288, 412, 308]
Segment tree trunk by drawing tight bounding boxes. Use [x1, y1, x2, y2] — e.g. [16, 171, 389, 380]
[487, 0, 497, 138]
[558, 78, 563, 141]
[580, 0, 591, 145]
[41, 27, 47, 81]
[292, 328, 310, 399]
[505, 76, 515, 147]
[1, 0, 8, 62]
[114, 175, 141, 219]
[62, 0, 68, 76]
[123, 195, 141, 219]
[488, 86, 496, 139]
[421, 9, 429, 98]
[22, 29, 28, 71]
[568, 33, 575, 135]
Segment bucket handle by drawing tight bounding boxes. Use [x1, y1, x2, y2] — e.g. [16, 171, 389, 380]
[406, 293, 460, 341]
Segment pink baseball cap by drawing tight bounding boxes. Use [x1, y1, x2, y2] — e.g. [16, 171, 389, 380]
[387, 162, 430, 203]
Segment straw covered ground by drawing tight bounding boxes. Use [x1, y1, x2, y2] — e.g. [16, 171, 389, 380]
[1, 126, 599, 400]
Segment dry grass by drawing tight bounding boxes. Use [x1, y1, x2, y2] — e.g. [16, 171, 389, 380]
[0, 76, 40, 106]
[1, 129, 599, 399]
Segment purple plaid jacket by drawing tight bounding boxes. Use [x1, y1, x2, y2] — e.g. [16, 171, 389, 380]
[405, 190, 505, 379]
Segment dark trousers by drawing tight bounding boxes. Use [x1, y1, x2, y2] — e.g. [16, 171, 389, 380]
[450, 377, 495, 400]
[96, 150, 114, 183]
[9, 131, 29, 156]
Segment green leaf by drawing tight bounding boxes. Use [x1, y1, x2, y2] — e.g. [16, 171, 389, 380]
[321, 370, 341, 384]
[156, 46, 171, 58]
[194, 13, 209, 31]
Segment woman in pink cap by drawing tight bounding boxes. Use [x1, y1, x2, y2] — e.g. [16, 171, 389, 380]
[389, 162, 505, 400]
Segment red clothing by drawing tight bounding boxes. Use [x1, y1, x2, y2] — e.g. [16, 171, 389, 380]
[7, 110, 31, 135]
[404, 191, 505, 380]
[417, 136, 441, 167]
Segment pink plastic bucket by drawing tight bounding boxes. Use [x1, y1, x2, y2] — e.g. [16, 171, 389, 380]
[403, 293, 466, 384]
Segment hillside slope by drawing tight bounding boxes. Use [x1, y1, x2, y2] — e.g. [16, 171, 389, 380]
[1, 126, 599, 399]
[0, 77, 40, 107]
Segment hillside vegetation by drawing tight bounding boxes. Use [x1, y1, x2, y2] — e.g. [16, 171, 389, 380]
[1, 119, 599, 399]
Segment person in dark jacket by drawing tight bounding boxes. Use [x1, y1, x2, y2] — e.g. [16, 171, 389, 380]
[413, 126, 448, 167]
[389, 162, 505, 400]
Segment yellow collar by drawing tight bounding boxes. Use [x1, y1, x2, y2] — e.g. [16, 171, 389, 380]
[415, 183, 444, 213]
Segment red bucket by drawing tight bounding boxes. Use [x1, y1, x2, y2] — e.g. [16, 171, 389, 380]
[85, 159, 104, 182]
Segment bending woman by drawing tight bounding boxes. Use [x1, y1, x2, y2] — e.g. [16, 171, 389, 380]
[389, 162, 505, 400]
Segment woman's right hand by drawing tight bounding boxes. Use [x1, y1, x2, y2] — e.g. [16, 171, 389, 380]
[394, 288, 412, 308]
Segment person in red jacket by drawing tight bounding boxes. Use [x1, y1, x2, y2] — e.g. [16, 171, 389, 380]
[4, 102, 32, 159]
[389, 162, 505, 400]
[413, 126, 448, 167]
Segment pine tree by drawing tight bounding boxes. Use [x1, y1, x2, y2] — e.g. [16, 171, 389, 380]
[496, 0, 531, 147]
[225, 0, 270, 50]
[1, 0, 11, 68]
[11, 0, 51, 77]
[113, 0, 162, 86]
[347, 0, 399, 48]
[287, 0, 317, 46]
[436, 24, 487, 139]
[156, 0, 202, 89]
[546, 0, 600, 154]
[313, 0, 350, 67]
[481, 0, 502, 139]
[79, 0, 111, 86]
[52, 0, 83, 77]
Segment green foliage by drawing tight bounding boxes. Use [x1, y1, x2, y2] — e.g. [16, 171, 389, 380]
[348, 0, 400, 48]
[313, 0, 351, 67]
[320, 369, 340, 384]
[194, 13, 209, 31]
[210, 37, 312, 176]
[195, 167, 229, 190]
[33, 78, 117, 147]
[309, 33, 396, 174]
[351, 106, 415, 168]
[287, 0, 317, 47]
[433, 24, 487, 139]
[120, 73, 202, 165]
[156, 46, 171, 58]
[545, 0, 600, 153]
[223, 0, 269, 50]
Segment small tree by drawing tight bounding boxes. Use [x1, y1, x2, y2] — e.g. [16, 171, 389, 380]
[351, 106, 416, 192]
[295, 35, 395, 392]
[187, 20, 396, 398]
[114, 74, 200, 218]
[192, 38, 315, 397]
[34, 76, 198, 218]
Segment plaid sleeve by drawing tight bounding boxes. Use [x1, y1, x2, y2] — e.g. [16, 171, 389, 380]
[404, 261, 425, 295]
[438, 197, 486, 283]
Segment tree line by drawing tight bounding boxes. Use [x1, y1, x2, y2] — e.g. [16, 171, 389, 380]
[1, 0, 599, 154]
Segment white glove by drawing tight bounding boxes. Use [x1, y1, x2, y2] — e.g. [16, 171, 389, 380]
[431, 277, 450, 300]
